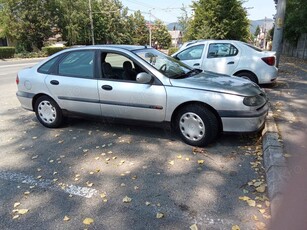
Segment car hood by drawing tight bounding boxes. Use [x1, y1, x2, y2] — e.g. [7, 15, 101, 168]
[169, 71, 263, 96]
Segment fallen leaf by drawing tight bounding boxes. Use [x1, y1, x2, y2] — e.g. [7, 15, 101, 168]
[17, 209, 29, 215]
[86, 181, 93, 187]
[239, 196, 250, 201]
[63, 216, 70, 221]
[197, 160, 205, 164]
[24, 191, 30, 195]
[32, 155, 38, 159]
[252, 215, 259, 221]
[177, 155, 182, 159]
[265, 201, 270, 207]
[123, 196, 132, 203]
[253, 181, 263, 187]
[145, 201, 151, 206]
[83, 218, 94, 225]
[134, 186, 139, 190]
[121, 183, 126, 187]
[190, 224, 198, 230]
[14, 202, 21, 208]
[247, 199, 256, 207]
[169, 160, 174, 165]
[12, 215, 19, 219]
[186, 158, 190, 161]
[232, 225, 240, 230]
[259, 209, 266, 214]
[100, 193, 106, 198]
[256, 185, 266, 193]
[255, 222, 266, 230]
[156, 212, 164, 219]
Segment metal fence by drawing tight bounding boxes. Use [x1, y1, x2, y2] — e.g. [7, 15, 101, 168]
[282, 33, 307, 59]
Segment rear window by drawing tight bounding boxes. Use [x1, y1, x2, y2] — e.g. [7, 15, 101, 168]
[38, 56, 60, 74]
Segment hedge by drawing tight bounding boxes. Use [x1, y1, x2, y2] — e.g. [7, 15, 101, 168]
[42, 46, 66, 56]
[168, 47, 179, 56]
[0, 47, 16, 59]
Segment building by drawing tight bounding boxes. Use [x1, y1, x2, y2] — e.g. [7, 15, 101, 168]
[169, 29, 183, 48]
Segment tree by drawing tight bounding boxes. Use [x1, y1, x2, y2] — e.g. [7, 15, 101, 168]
[284, 0, 307, 44]
[0, 0, 58, 51]
[187, 0, 250, 41]
[151, 20, 172, 49]
[254, 25, 261, 37]
[127, 10, 149, 45]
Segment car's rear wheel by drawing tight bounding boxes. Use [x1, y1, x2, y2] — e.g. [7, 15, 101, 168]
[34, 96, 63, 128]
[235, 72, 258, 84]
[175, 104, 219, 146]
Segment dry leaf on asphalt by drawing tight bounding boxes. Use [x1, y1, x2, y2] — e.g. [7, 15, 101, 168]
[168, 160, 174, 165]
[123, 196, 132, 203]
[63, 216, 70, 221]
[197, 160, 205, 164]
[13, 202, 21, 208]
[256, 185, 266, 193]
[83, 218, 94, 225]
[247, 199, 256, 207]
[17, 209, 29, 215]
[145, 201, 151, 206]
[190, 224, 198, 230]
[232, 225, 240, 230]
[255, 222, 266, 230]
[156, 212, 164, 219]
[12, 215, 19, 219]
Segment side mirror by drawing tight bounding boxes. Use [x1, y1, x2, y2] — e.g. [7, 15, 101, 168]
[136, 72, 153, 84]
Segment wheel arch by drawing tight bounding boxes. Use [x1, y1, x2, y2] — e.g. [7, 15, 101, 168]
[233, 70, 258, 84]
[171, 101, 223, 132]
[32, 93, 55, 110]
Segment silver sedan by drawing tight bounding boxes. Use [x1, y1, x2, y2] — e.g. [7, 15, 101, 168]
[16, 45, 268, 146]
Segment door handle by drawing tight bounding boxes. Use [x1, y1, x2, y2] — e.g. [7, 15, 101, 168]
[50, 80, 59, 85]
[101, 85, 113, 91]
[193, 63, 200, 66]
[227, 61, 235, 65]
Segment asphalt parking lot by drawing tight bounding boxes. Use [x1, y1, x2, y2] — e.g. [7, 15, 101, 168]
[0, 59, 269, 230]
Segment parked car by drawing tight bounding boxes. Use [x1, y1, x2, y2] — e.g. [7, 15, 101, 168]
[16, 45, 268, 146]
[172, 40, 278, 84]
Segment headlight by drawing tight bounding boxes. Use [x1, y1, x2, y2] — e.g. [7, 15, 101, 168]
[243, 94, 266, 106]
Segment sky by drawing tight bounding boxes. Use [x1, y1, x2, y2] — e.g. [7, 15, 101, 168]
[120, 0, 277, 23]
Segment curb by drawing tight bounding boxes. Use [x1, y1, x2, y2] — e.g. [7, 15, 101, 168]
[262, 107, 288, 216]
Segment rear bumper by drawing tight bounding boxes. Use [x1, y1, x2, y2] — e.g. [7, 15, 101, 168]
[221, 103, 269, 132]
[16, 91, 34, 111]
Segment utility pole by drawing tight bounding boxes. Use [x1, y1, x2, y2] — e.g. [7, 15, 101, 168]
[89, 0, 95, 45]
[149, 10, 152, 47]
[272, 0, 287, 67]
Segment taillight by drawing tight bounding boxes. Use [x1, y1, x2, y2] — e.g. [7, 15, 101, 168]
[262, 56, 275, 66]
[16, 75, 19, 85]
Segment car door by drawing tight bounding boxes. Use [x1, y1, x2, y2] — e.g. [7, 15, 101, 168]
[44, 50, 101, 116]
[174, 44, 205, 69]
[202, 42, 240, 75]
[98, 51, 167, 122]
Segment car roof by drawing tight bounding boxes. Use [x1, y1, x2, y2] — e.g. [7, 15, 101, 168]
[67, 44, 150, 52]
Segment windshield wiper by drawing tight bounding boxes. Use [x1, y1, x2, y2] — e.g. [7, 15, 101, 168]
[176, 69, 202, 79]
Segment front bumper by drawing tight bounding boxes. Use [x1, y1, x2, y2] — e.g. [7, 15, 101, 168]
[221, 103, 269, 132]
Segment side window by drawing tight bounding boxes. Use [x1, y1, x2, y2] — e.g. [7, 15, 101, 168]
[38, 56, 60, 74]
[58, 50, 95, 78]
[102, 53, 138, 81]
[176, 44, 204, 60]
[207, 43, 238, 58]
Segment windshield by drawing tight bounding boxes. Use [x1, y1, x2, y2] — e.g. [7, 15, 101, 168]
[133, 48, 195, 78]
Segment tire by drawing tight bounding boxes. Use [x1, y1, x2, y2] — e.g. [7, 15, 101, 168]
[235, 72, 258, 84]
[34, 96, 63, 128]
[174, 104, 219, 147]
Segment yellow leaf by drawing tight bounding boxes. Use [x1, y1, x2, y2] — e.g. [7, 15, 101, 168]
[83, 218, 94, 225]
[63, 216, 70, 221]
[256, 185, 266, 193]
[156, 212, 164, 219]
[86, 181, 93, 187]
[186, 157, 190, 161]
[265, 201, 270, 207]
[252, 215, 259, 221]
[259, 209, 266, 214]
[232, 225, 240, 230]
[247, 199, 256, 207]
[190, 224, 198, 230]
[177, 155, 182, 159]
[123, 196, 132, 203]
[13, 202, 21, 208]
[255, 222, 266, 230]
[169, 160, 174, 165]
[253, 181, 263, 187]
[24, 191, 30, 195]
[197, 160, 205, 164]
[12, 215, 19, 219]
[239, 196, 250, 201]
[17, 209, 29, 215]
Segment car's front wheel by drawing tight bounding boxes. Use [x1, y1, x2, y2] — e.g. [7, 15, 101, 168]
[34, 96, 63, 128]
[174, 104, 219, 146]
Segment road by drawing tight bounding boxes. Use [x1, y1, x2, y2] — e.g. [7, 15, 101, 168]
[0, 58, 269, 230]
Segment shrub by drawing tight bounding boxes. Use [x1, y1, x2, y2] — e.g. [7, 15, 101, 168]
[168, 47, 179, 56]
[42, 46, 66, 56]
[0, 47, 16, 59]
[14, 51, 47, 59]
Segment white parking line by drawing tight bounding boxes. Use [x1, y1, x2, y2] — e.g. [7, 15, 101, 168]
[0, 171, 98, 198]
